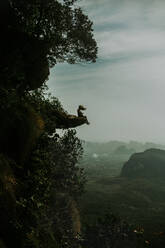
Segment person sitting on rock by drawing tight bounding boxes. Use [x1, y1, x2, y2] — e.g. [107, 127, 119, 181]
[77, 105, 90, 125]
[77, 105, 86, 117]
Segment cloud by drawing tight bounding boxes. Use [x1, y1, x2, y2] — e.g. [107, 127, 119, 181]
[48, 0, 165, 143]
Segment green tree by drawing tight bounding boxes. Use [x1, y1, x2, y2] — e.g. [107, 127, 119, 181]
[9, 0, 97, 64]
[15, 128, 85, 247]
[0, 0, 97, 90]
[83, 214, 146, 248]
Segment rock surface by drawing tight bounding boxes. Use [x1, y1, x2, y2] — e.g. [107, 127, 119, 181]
[121, 148, 165, 178]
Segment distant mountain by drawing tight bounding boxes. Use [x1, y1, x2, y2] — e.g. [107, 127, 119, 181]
[121, 148, 165, 178]
[114, 145, 135, 155]
[83, 140, 165, 157]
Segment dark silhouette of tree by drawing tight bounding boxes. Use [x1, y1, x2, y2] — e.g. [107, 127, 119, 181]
[0, 1, 97, 247]
[0, 0, 97, 90]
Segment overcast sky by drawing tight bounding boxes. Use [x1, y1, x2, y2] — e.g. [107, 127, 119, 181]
[48, 0, 165, 143]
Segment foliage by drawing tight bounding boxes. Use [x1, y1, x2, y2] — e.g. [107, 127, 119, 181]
[8, 0, 97, 65]
[0, 0, 98, 92]
[0, 85, 86, 247]
[26, 88, 67, 135]
[0, 0, 97, 91]
[82, 214, 146, 248]
[14, 127, 85, 248]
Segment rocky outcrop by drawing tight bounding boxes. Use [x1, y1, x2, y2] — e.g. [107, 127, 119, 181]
[121, 148, 165, 178]
[52, 109, 90, 129]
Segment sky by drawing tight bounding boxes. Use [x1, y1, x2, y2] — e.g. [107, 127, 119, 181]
[48, 0, 165, 144]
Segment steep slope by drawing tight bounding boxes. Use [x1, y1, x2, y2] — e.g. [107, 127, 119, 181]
[121, 149, 165, 178]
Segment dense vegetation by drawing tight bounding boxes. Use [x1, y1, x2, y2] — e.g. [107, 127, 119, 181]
[0, 0, 97, 247]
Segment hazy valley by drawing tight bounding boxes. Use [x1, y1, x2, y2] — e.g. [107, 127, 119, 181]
[79, 141, 165, 246]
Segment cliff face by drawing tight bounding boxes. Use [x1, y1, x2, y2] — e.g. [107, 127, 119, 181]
[0, 105, 84, 247]
[121, 149, 165, 178]
[0, 1, 96, 247]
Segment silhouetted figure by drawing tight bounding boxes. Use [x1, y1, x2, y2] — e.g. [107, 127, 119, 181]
[77, 105, 90, 125]
[77, 105, 87, 117]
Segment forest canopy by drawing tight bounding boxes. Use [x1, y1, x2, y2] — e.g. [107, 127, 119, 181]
[0, 0, 97, 91]
[1, 0, 97, 65]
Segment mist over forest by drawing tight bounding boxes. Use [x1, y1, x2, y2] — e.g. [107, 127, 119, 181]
[79, 140, 165, 247]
